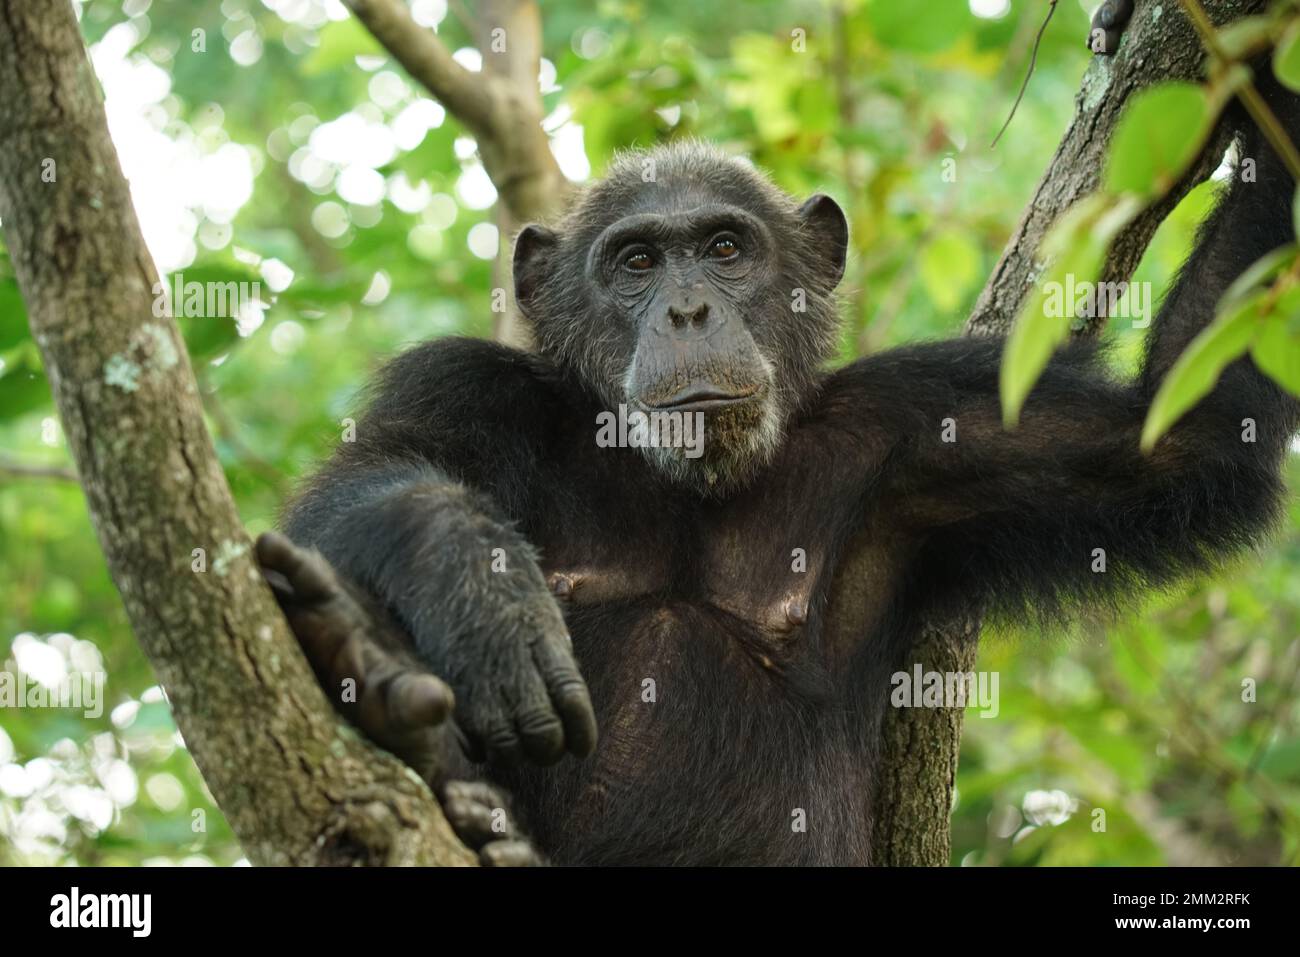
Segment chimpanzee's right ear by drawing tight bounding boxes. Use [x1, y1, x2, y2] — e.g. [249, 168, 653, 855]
[512, 224, 558, 311]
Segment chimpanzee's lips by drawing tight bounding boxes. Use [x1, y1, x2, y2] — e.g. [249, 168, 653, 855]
[645, 383, 761, 411]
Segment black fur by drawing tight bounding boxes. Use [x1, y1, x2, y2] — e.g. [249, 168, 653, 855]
[277, 87, 1299, 864]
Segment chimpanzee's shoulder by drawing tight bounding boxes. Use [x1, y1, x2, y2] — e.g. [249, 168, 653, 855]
[363, 336, 573, 428]
[375, 336, 559, 395]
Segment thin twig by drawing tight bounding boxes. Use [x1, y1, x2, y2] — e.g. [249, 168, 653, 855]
[1179, 0, 1300, 181]
[991, 0, 1059, 148]
[0, 456, 79, 483]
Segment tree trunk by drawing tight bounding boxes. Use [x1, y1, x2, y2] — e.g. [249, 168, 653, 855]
[475, 0, 569, 346]
[0, 0, 474, 867]
[869, 0, 1267, 865]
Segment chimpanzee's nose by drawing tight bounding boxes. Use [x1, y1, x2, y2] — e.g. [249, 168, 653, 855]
[667, 302, 710, 331]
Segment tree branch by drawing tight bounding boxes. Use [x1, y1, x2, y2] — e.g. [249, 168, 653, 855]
[344, 0, 567, 348]
[343, 0, 496, 141]
[0, 456, 79, 483]
[0, 0, 475, 867]
[966, 0, 1270, 338]
[344, 0, 569, 226]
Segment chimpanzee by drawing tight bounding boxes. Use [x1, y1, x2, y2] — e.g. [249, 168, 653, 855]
[257, 38, 1300, 864]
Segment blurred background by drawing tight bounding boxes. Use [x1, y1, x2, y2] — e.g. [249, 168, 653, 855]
[1, 0, 1297, 866]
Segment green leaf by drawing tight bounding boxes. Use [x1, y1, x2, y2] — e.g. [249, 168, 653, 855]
[1216, 16, 1277, 61]
[0, 342, 51, 422]
[1141, 293, 1262, 450]
[1105, 83, 1212, 198]
[1252, 321, 1300, 395]
[865, 0, 967, 54]
[1220, 243, 1297, 315]
[1000, 194, 1139, 426]
[181, 314, 241, 360]
[0, 278, 30, 351]
[1250, 287, 1300, 396]
[1275, 20, 1300, 93]
[164, 264, 263, 359]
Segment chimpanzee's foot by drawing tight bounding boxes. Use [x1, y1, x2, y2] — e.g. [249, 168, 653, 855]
[1087, 0, 1134, 56]
[439, 780, 547, 866]
[256, 530, 457, 781]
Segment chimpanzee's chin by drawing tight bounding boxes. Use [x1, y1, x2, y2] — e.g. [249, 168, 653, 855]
[639, 396, 785, 496]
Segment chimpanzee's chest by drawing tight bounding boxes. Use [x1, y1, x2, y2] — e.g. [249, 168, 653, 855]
[531, 485, 833, 660]
[531, 492, 904, 748]
[526, 435, 896, 667]
[503, 545, 894, 864]
[504, 475, 897, 860]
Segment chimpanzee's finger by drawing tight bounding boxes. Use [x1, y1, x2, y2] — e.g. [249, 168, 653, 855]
[510, 668, 567, 766]
[480, 841, 545, 867]
[315, 629, 369, 708]
[440, 781, 520, 847]
[255, 531, 337, 602]
[382, 671, 454, 731]
[530, 630, 597, 758]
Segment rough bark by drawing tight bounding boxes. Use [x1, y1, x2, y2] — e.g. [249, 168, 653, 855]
[869, 0, 1267, 865]
[872, 621, 979, 866]
[0, 0, 474, 867]
[475, 0, 560, 347]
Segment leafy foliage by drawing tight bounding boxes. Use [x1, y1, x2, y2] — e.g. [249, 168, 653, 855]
[1000, 3, 1300, 440]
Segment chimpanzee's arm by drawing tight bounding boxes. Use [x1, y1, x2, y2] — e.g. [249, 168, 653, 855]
[278, 338, 596, 766]
[852, 90, 1299, 623]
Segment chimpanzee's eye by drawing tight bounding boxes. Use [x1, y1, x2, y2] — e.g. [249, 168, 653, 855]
[624, 250, 655, 271]
[709, 237, 740, 259]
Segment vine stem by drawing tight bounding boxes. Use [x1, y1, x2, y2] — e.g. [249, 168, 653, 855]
[1179, 0, 1300, 181]
[990, 0, 1059, 148]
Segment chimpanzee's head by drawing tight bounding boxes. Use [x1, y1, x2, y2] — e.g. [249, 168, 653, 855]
[513, 141, 847, 493]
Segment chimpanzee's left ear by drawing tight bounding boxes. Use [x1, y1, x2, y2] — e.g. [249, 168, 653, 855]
[798, 194, 848, 287]
[512, 224, 558, 313]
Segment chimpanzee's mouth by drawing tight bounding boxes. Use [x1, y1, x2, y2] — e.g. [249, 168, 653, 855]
[646, 383, 761, 411]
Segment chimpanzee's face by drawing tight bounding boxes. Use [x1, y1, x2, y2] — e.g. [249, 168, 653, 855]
[514, 145, 847, 492]
[590, 199, 781, 474]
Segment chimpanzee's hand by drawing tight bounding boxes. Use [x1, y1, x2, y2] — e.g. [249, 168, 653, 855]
[1086, 0, 1133, 56]
[256, 530, 458, 781]
[427, 538, 598, 768]
[256, 528, 597, 770]
[257, 532, 550, 866]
